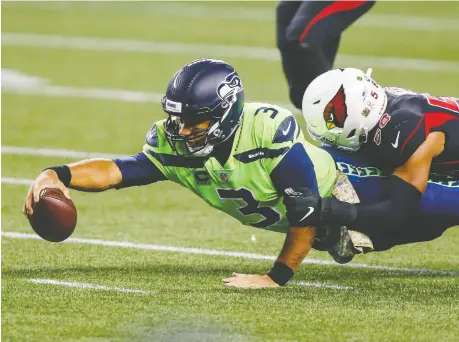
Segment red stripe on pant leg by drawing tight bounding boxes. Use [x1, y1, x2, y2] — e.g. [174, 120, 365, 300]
[300, 1, 368, 42]
[433, 160, 459, 165]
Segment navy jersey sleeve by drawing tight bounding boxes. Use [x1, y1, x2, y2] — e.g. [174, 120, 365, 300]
[270, 142, 318, 193]
[113, 152, 167, 189]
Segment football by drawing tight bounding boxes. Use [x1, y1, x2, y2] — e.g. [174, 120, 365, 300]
[27, 188, 77, 242]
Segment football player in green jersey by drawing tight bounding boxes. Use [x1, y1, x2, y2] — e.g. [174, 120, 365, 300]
[24, 59, 444, 288]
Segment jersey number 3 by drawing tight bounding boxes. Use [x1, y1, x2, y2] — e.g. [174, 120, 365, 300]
[217, 188, 281, 228]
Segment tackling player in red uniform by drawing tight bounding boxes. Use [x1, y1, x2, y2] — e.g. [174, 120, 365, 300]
[302, 68, 458, 253]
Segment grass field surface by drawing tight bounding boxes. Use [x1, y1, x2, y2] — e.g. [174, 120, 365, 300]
[2, 2, 458, 341]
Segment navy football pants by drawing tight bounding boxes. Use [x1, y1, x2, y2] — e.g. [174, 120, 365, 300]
[324, 147, 459, 251]
[277, 1, 375, 109]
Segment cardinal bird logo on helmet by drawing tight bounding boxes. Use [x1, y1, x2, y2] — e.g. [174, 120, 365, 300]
[323, 85, 348, 130]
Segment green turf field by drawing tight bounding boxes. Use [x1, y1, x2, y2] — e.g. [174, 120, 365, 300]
[2, 2, 459, 341]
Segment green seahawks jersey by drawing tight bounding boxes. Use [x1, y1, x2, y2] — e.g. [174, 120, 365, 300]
[143, 103, 337, 233]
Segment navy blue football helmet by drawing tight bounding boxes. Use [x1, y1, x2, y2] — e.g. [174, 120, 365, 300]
[162, 59, 245, 156]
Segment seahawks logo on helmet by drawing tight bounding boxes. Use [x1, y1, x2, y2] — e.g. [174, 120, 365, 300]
[163, 59, 245, 157]
[217, 73, 243, 108]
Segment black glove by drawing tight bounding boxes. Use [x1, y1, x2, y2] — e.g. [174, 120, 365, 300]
[283, 187, 358, 250]
[282, 187, 322, 227]
[283, 187, 357, 227]
[315, 196, 358, 249]
[320, 196, 358, 226]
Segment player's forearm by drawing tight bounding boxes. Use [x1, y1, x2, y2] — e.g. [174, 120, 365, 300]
[352, 133, 445, 233]
[63, 159, 122, 191]
[266, 226, 316, 286]
[276, 226, 316, 271]
[393, 132, 445, 194]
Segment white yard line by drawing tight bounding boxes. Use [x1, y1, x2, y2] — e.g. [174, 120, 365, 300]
[1, 145, 126, 159]
[2, 81, 294, 111]
[28, 278, 151, 294]
[357, 13, 459, 32]
[146, 4, 459, 31]
[3, 33, 459, 73]
[28, 278, 352, 292]
[150, 3, 459, 32]
[3, 231, 457, 276]
[290, 281, 354, 290]
[2, 177, 34, 186]
[1, 67, 296, 111]
[3, 82, 165, 104]
[8, 2, 459, 31]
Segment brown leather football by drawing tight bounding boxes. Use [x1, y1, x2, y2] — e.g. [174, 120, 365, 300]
[28, 188, 77, 242]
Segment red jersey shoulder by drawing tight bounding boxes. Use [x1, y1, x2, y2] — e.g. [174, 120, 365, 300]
[422, 94, 459, 114]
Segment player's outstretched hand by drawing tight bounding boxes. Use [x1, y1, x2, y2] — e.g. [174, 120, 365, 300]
[223, 273, 280, 289]
[24, 170, 71, 216]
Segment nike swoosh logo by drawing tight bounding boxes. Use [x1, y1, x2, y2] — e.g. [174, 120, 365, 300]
[391, 131, 400, 148]
[282, 121, 292, 135]
[300, 207, 315, 222]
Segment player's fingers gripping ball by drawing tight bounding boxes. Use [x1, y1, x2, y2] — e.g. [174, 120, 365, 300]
[27, 188, 77, 242]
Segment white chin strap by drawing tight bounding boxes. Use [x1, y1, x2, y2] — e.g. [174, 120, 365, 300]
[185, 138, 214, 157]
[366, 68, 373, 77]
[188, 143, 214, 157]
